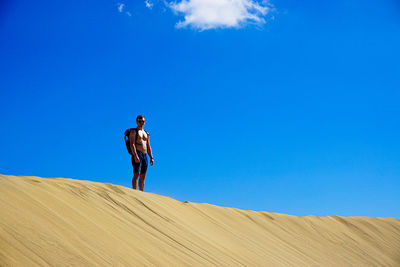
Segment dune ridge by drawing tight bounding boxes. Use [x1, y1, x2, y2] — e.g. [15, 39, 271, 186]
[1, 174, 399, 266]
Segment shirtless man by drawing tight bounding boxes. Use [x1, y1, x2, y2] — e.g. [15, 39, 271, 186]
[130, 115, 154, 191]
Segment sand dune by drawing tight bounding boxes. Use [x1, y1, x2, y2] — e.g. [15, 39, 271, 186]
[1, 174, 399, 266]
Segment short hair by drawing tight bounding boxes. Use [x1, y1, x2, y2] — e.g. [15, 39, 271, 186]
[136, 115, 145, 121]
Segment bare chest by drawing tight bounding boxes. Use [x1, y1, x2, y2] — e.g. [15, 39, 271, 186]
[137, 130, 148, 143]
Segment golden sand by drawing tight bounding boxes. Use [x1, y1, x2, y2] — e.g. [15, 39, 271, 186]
[1, 174, 399, 266]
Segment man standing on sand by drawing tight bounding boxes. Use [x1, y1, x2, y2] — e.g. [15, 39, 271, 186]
[130, 115, 154, 191]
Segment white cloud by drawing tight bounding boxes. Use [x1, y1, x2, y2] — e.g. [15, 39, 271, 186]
[169, 0, 271, 30]
[117, 2, 132, 17]
[117, 3, 125, 13]
[145, 0, 154, 9]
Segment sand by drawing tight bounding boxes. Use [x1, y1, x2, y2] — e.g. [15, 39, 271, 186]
[0, 174, 399, 266]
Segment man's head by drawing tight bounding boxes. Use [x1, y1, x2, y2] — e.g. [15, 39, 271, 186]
[136, 115, 146, 127]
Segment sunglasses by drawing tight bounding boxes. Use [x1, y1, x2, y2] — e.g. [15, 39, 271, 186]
[138, 120, 145, 123]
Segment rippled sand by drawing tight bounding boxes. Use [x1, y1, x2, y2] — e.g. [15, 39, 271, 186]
[1, 174, 399, 266]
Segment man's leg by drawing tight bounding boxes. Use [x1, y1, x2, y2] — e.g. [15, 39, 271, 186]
[139, 174, 146, 191]
[132, 153, 141, 190]
[132, 173, 139, 189]
[138, 153, 148, 192]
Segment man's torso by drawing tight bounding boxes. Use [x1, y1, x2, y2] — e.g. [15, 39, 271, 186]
[135, 129, 148, 153]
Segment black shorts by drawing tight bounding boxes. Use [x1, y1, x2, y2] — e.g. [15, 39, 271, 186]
[132, 151, 148, 174]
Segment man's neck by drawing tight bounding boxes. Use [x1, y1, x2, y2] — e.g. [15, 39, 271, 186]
[137, 126, 144, 130]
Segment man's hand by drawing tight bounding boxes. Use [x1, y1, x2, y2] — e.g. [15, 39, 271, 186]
[150, 158, 154, 166]
[134, 155, 140, 163]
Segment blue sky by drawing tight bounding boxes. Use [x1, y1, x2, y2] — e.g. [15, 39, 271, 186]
[1, 0, 399, 218]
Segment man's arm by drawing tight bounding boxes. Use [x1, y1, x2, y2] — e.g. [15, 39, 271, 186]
[130, 131, 140, 162]
[147, 137, 154, 166]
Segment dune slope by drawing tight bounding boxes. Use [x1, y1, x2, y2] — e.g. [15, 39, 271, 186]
[1, 174, 399, 266]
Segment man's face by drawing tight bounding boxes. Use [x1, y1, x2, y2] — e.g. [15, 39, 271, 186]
[137, 118, 145, 126]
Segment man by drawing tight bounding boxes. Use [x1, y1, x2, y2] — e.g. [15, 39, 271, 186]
[130, 115, 154, 191]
